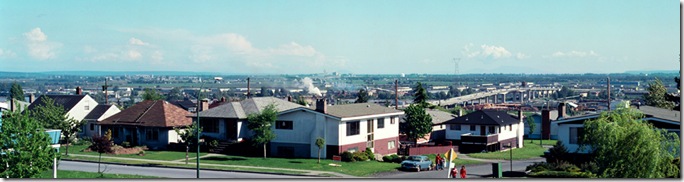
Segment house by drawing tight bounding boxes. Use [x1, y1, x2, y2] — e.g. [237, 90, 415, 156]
[442, 110, 525, 153]
[193, 97, 404, 159]
[99, 100, 192, 150]
[169, 99, 197, 113]
[26, 92, 99, 123]
[399, 109, 460, 144]
[555, 105, 680, 154]
[524, 110, 559, 139]
[81, 105, 121, 137]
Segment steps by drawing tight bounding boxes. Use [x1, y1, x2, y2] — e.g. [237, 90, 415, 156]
[208, 141, 233, 154]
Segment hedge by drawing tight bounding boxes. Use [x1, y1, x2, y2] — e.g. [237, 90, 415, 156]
[527, 171, 597, 178]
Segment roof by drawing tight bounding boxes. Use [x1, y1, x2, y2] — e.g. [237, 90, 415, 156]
[443, 110, 521, 126]
[169, 100, 196, 110]
[84, 105, 115, 120]
[27, 95, 86, 112]
[324, 103, 403, 118]
[99, 100, 192, 127]
[554, 113, 601, 125]
[637, 105, 681, 122]
[400, 109, 458, 125]
[196, 97, 304, 119]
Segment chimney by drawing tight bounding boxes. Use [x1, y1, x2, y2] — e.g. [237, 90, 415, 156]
[10, 98, 15, 112]
[458, 109, 463, 117]
[518, 109, 524, 123]
[29, 94, 35, 103]
[315, 99, 327, 114]
[220, 97, 226, 102]
[247, 77, 251, 98]
[76, 86, 82, 95]
[607, 77, 611, 110]
[542, 109, 551, 140]
[199, 99, 209, 112]
[558, 102, 566, 119]
[287, 95, 293, 102]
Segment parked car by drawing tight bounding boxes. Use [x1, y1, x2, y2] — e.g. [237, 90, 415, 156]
[400, 155, 433, 171]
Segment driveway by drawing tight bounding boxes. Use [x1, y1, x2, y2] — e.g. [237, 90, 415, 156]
[373, 158, 545, 179]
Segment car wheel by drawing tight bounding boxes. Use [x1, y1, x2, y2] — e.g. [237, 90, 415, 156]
[416, 167, 421, 172]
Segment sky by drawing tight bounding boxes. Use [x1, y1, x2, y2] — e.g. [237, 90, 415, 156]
[0, 1, 680, 74]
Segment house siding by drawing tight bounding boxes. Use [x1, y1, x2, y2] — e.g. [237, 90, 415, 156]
[270, 142, 310, 158]
[557, 123, 591, 153]
[65, 96, 98, 121]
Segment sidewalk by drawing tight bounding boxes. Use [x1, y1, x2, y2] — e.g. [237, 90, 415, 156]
[64, 153, 356, 178]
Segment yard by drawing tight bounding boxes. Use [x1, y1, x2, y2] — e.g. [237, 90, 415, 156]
[467, 139, 556, 160]
[35, 170, 159, 178]
[60, 144, 207, 161]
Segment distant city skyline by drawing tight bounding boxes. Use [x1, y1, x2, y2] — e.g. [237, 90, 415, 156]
[0, 1, 680, 74]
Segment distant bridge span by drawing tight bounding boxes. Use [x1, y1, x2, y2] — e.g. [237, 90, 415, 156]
[428, 87, 560, 106]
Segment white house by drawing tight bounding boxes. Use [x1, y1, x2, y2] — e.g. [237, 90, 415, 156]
[442, 110, 525, 153]
[27, 94, 99, 123]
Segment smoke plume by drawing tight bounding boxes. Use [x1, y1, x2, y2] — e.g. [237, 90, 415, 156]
[298, 77, 322, 96]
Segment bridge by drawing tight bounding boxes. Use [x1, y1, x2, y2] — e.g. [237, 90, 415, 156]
[428, 87, 560, 106]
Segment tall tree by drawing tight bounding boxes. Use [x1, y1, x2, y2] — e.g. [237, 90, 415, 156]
[355, 89, 369, 103]
[401, 104, 433, 145]
[526, 117, 536, 143]
[89, 131, 113, 174]
[247, 104, 278, 159]
[316, 137, 325, 164]
[142, 88, 165, 101]
[30, 96, 85, 156]
[644, 78, 675, 109]
[0, 109, 56, 178]
[9, 82, 24, 101]
[166, 87, 184, 101]
[413, 82, 429, 108]
[174, 122, 202, 164]
[582, 107, 680, 178]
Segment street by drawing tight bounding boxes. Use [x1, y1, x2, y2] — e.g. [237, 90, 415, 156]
[58, 160, 314, 178]
[375, 158, 545, 178]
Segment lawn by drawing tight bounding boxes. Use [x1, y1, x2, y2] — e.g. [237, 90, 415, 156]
[467, 139, 556, 160]
[191, 155, 401, 176]
[60, 144, 207, 161]
[35, 170, 160, 178]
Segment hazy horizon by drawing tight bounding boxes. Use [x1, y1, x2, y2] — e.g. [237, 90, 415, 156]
[1, 1, 680, 74]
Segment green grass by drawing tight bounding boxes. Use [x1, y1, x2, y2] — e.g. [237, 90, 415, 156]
[35, 170, 160, 178]
[467, 139, 556, 160]
[60, 144, 207, 161]
[191, 155, 400, 176]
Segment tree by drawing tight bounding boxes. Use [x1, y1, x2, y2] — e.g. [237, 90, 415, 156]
[413, 82, 429, 108]
[174, 122, 202, 164]
[526, 117, 536, 143]
[316, 137, 325, 164]
[259, 87, 273, 97]
[643, 78, 675, 109]
[355, 89, 369, 103]
[581, 107, 680, 178]
[555, 86, 575, 99]
[142, 88, 165, 101]
[166, 87, 184, 101]
[545, 141, 568, 164]
[295, 96, 308, 106]
[247, 104, 278, 159]
[89, 131, 113, 174]
[401, 104, 433, 145]
[9, 82, 24, 101]
[30, 96, 85, 156]
[0, 109, 56, 178]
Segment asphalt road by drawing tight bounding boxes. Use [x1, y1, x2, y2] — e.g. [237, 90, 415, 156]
[58, 160, 314, 178]
[375, 158, 545, 179]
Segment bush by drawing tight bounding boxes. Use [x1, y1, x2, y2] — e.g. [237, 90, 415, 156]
[546, 141, 569, 164]
[121, 141, 131, 148]
[526, 162, 554, 173]
[352, 151, 368, 161]
[528, 171, 596, 178]
[580, 161, 599, 174]
[75, 136, 92, 145]
[138, 150, 145, 156]
[341, 151, 355, 162]
[364, 148, 375, 160]
[554, 161, 580, 172]
[394, 155, 406, 163]
[383, 154, 400, 163]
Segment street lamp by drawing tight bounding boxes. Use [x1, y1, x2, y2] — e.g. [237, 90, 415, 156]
[506, 143, 513, 172]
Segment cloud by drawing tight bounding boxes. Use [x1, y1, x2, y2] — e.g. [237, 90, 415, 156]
[24, 28, 61, 60]
[551, 50, 598, 58]
[463, 44, 515, 60]
[516, 53, 530, 59]
[129, 38, 149, 46]
[267, 42, 318, 57]
[0, 48, 17, 58]
[127, 50, 142, 60]
[151, 51, 164, 62]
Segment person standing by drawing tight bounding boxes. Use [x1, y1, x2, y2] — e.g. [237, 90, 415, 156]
[450, 166, 458, 178]
[460, 165, 467, 178]
[435, 154, 444, 170]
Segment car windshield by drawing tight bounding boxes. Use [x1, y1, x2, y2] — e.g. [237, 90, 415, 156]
[410, 156, 422, 161]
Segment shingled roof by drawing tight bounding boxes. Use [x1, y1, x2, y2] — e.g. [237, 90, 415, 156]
[195, 97, 304, 119]
[324, 103, 403, 118]
[99, 100, 191, 127]
[638, 105, 681, 122]
[443, 110, 520, 126]
[27, 95, 87, 112]
[84, 104, 115, 121]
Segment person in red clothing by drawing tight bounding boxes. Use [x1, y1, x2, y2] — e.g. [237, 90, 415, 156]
[460, 165, 467, 178]
[435, 154, 444, 170]
[450, 167, 458, 178]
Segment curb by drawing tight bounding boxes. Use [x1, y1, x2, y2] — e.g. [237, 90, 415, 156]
[61, 159, 334, 178]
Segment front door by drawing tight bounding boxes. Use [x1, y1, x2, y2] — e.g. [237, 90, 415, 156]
[226, 120, 237, 140]
[480, 125, 486, 135]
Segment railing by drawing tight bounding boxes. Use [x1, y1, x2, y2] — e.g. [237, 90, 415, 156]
[461, 133, 498, 144]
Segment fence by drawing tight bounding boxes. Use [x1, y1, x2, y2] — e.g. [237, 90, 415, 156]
[399, 143, 458, 156]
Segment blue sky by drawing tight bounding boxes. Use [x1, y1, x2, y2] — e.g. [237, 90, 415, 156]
[0, 1, 679, 74]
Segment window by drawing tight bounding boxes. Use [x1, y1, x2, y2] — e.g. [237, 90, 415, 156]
[276, 120, 293, 130]
[509, 124, 513, 131]
[85, 105, 90, 110]
[470, 125, 476, 131]
[90, 123, 95, 131]
[390, 117, 397, 124]
[569, 127, 585, 144]
[488, 126, 495, 134]
[145, 128, 159, 141]
[346, 121, 360, 136]
[450, 124, 461, 130]
[367, 120, 374, 133]
[347, 147, 359, 153]
[388, 140, 396, 149]
[377, 118, 385, 129]
[111, 127, 119, 138]
[200, 120, 219, 133]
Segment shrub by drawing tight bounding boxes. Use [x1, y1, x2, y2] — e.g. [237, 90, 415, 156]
[546, 141, 569, 164]
[138, 150, 145, 156]
[580, 161, 599, 174]
[383, 154, 400, 163]
[554, 161, 580, 172]
[364, 148, 375, 160]
[353, 151, 368, 161]
[528, 171, 596, 178]
[121, 141, 131, 148]
[526, 162, 554, 173]
[394, 155, 406, 163]
[341, 151, 355, 162]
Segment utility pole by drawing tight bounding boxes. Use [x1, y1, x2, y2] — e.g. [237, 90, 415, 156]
[102, 77, 110, 105]
[196, 80, 204, 178]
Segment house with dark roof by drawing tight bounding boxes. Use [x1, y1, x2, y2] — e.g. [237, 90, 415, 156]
[99, 100, 192, 150]
[26, 94, 99, 122]
[398, 109, 460, 144]
[193, 97, 404, 159]
[555, 105, 680, 154]
[442, 110, 525, 153]
[81, 105, 121, 137]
